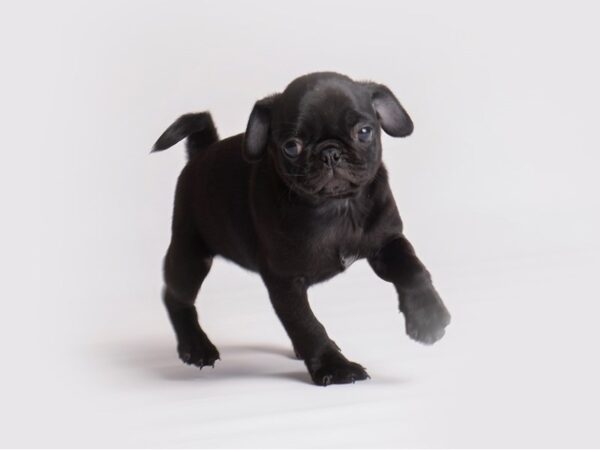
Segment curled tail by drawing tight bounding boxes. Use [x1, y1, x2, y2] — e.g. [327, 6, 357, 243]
[151, 112, 219, 160]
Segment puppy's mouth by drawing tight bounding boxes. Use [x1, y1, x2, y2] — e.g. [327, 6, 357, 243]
[318, 189, 358, 199]
[281, 163, 369, 201]
[315, 171, 360, 199]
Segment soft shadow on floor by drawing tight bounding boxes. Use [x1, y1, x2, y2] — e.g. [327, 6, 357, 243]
[220, 343, 298, 360]
[105, 338, 312, 385]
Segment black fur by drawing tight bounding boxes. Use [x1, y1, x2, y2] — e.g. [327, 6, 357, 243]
[152, 72, 450, 386]
[152, 112, 219, 160]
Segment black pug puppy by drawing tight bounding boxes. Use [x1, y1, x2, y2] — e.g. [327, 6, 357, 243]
[152, 72, 451, 386]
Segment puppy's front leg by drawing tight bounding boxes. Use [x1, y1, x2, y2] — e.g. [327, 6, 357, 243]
[262, 272, 369, 386]
[369, 235, 451, 344]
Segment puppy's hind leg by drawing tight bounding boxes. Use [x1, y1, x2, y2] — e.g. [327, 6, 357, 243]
[163, 232, 219, 368]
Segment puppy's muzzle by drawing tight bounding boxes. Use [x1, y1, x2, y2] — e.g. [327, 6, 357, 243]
[320, 146, 341, 168]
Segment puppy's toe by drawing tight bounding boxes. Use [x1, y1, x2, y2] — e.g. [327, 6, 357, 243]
[177, 338, 220, 369]
[310, 357, 370, 386]
[407, 320, 446, 345]
[404, 303, 451, 345]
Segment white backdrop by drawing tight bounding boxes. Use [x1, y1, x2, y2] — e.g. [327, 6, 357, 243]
[1, 0, 599, 447]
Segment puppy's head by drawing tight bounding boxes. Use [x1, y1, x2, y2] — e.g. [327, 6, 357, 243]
[243, 72, 413, 200]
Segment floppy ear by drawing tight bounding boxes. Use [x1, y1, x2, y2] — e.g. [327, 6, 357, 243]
[364, 82, 413, 137]
[243, 94, 279, 162]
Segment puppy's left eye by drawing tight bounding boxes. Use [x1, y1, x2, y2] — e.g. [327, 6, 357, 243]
[357, 126, 373, 143]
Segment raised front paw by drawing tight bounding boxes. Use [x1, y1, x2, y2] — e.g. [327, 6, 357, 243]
[177, 334, 220, 368]
[308, 351, 370, 386]
[401, 285, 451, 345]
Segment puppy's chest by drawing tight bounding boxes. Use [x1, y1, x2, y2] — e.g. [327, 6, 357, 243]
[284, 221, 365, 277]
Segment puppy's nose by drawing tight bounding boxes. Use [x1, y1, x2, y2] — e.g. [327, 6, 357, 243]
[320, 147, 341, 167]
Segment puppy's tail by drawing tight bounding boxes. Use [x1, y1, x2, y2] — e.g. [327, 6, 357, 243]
[151, 112, 219, 160]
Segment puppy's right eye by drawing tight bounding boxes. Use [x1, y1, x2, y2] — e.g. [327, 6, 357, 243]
[282, 139, 303, 158]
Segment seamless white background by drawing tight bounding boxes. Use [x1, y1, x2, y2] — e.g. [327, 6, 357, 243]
[1, 0, 599, 447]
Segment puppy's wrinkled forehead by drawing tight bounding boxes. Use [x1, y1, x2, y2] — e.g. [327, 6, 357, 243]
[272, 73, 374, 138]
